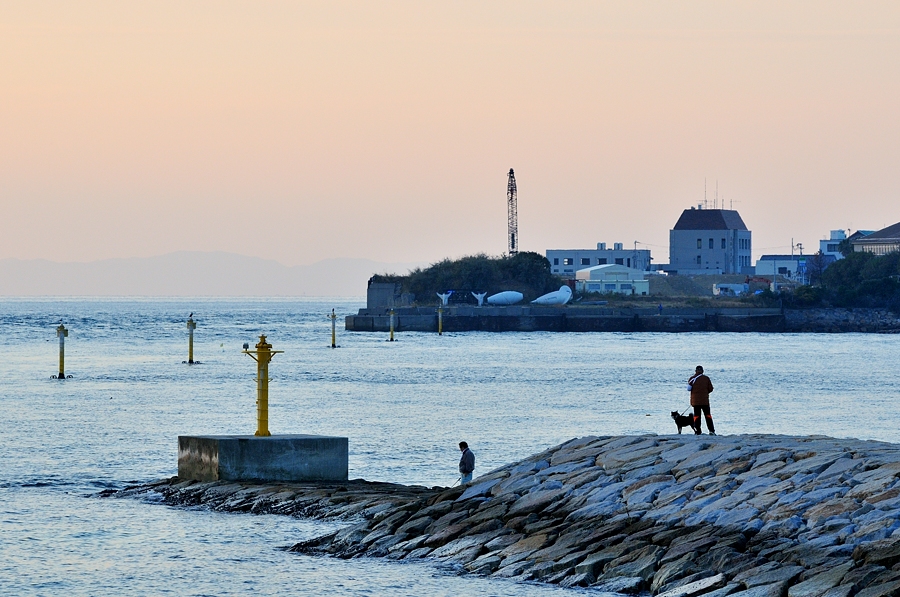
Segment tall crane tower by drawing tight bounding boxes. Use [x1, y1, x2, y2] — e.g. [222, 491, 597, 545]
[507, 168, 518, 256]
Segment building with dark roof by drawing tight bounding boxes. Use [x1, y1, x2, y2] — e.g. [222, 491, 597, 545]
[668, 207, 752, 274]
[852, 222, 900, 256]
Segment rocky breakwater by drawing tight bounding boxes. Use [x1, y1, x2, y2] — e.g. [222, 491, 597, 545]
[785, 309, 900, 333]
[291, 434, 900, 596]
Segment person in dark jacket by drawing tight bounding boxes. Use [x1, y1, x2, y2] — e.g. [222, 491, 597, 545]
[458, 441, 475, 484]
[689, 366, 716, 435]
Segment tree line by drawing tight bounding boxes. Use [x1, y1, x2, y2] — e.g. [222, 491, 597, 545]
[369, 252, 563, 304]
[790, 250, 900, 311]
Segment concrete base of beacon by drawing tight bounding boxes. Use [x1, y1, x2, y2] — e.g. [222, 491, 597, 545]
[178, 434, 349, 482]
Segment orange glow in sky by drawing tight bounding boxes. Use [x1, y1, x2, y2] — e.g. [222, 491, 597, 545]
[1, 2, 898, 266]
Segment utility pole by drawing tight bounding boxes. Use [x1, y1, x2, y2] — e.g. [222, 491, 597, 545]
[507, 168, 518, 256]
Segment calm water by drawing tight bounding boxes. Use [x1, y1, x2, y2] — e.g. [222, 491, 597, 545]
[1, 298, 898, 596]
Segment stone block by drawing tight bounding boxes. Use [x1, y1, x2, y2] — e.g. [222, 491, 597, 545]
[178, 434, 348, 482]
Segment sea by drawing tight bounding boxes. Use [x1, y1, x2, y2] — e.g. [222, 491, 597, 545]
[1, 297, 898, 596]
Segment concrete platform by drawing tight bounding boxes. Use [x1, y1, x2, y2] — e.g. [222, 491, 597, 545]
[178, 434, 348, 482]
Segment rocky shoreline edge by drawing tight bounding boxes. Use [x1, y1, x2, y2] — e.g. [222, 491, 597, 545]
[106, 434, 900, 597]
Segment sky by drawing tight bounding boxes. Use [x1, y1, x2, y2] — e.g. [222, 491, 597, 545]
[1, 2, 899, 268]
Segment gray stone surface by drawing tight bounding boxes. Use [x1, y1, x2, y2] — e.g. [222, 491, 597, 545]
[121, 434, 900, 592]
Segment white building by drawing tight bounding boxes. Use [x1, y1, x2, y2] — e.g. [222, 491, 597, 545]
[575, 264, 650, 296]
[546, 243, 651, 278]
[819, 230, 847, 261]
[755, 255, 807, 282]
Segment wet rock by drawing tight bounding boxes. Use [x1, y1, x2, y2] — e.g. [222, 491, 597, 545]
[558, 571, 594, 587]
[651, 554, 697, 593]
[741, 566, 805, 588]
[855, 580, 900, 597]
[506, 488, 568, 518]
[496, 533, 550, 565]
[854, 539, 900, 568]
[591, 576, 646, 594]
[396, 515, 433, 535]
[465, 553, 502, 574]
[787, 562, 854, 597]
[656, 574, 727, 597]
[601, 546, 664, 581]
[424, 522, 469, 548]
[457, 478, 503, 501]
[729, 581, 790, 597]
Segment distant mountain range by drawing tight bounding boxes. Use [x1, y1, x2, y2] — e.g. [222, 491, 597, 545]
[0, 252, 426, 296]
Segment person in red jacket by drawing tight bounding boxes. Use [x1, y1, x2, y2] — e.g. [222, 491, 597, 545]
[689, 366, 716, 435]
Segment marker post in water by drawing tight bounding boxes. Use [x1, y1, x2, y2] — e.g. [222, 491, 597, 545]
[55, 323, 68, 379]
[186, 316, 197, 364]
[242, 335, 283, 437]
[389, 308, 395, 342]
[438, 304, 443, 335]
[330, 309, 337, 348]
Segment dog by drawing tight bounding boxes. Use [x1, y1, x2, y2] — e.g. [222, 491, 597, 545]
[671, 410, 698, 434]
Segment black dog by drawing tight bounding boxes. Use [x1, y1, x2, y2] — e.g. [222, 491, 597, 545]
[671, 411, 698, 434]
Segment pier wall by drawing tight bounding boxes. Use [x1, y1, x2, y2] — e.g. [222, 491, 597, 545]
[346, 307, 900, 333]
[346, 307, 786, 333]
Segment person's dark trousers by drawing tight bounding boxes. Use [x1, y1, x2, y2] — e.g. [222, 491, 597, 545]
[693, 405, 715, 434]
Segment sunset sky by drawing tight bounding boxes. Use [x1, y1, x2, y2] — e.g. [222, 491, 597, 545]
[2, 2, 898, 268]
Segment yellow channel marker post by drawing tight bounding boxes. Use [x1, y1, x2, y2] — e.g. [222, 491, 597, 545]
[56, 323, 68, 379]
[438, 304, 443, 335]
[242, 335, 283, 437]
[186, 316, 197, 364]
[389, 308, 395, 342]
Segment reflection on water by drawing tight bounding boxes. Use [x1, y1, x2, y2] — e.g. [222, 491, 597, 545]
[1, 298, 898, 595]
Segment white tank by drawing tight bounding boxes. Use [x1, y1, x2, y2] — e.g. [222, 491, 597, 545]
[531, 285, 572, 306]
[486, 291, 524, 305]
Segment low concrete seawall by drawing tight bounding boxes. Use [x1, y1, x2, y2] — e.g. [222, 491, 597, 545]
[114, 433, 900, 595]
[346, 307, 786, 333]
[178, 434, 349, 482]
[346, 307, 900, 333]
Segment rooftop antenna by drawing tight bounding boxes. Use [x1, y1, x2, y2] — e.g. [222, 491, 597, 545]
[704, 178, 707, 209]
[507, 168, 518, 256]
[715, 180, 719, 210]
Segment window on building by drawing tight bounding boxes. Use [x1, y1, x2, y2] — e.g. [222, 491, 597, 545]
[553, 258, 559, 265]
[827, 244, 838, 252]
[597, 258, 607, 265]
[621, 284, 632, 290]
[604, 284, 616, 291]
[627, 258, 631, 267]
[697, 255, 702, 265]
[721, 238, 726, 249]
[709, 238, 714, 249]
[563, 258, 573, 265]
[615, 258, 624, 265]
[581, 258, 590, 265]
[697, 239, 702, 249]
[778, 267, 788, 275]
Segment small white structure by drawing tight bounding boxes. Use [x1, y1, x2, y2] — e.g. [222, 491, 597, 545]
[820, 230, 847, 261]
[532, 285, 573, 305]
[575, 264, 649, 296]
[755, 255, 806, 281]
[487, 291, 524, 305]
[713, 283, 749, 296]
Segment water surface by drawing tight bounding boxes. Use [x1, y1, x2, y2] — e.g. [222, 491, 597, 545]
[2, 298, 898, 595]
